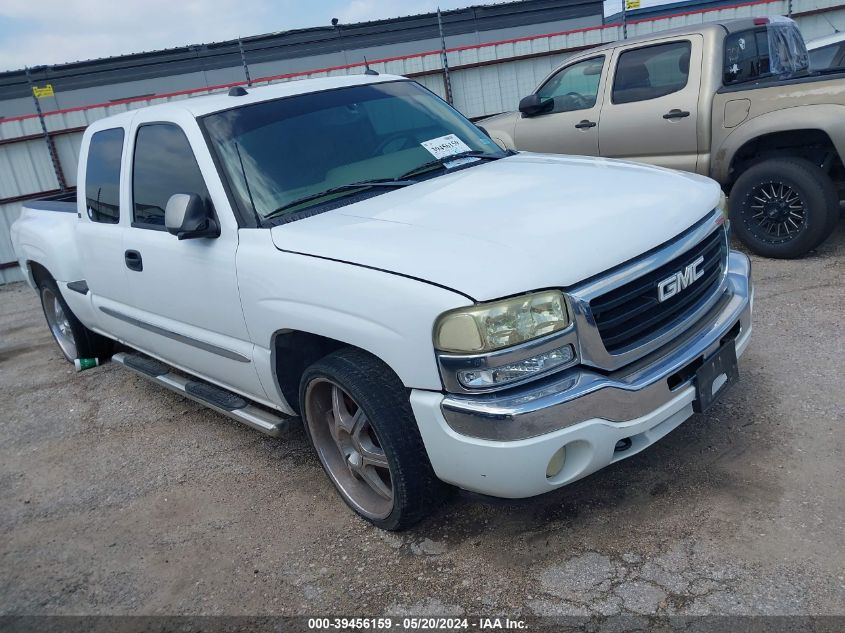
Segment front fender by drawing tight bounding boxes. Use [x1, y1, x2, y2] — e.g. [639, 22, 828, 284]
[236, 230, 472, 401]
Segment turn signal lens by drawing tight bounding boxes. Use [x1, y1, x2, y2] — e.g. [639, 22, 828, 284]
[457, 344, 575, 389]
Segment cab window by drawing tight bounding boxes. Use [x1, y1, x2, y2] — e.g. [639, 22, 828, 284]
[536, 56, 605, 114]
[85, 128, 124, 224]
[132, 123, 211, 229]
[724, 29, 771, 84]
[612, 41, 691, 104]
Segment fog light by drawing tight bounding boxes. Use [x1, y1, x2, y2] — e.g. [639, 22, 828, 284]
[457, 344, 575, 389]
[546, 446, 566, 478]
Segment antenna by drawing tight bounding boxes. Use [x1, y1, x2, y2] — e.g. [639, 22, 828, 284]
[363, 56, 379, 76]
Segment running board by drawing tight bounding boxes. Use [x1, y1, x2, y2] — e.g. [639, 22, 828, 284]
[112, 352, 295, 437]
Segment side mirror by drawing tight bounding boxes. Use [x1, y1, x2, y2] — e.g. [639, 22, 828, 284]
[164, 193, 219, 240]
[518, 94, 549, 117]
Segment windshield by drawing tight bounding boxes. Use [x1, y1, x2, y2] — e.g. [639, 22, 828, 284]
[201, 80, 505, 219]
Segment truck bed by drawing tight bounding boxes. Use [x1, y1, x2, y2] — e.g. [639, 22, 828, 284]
[23, 191, 76, 214]
[717, 68, 845, 94]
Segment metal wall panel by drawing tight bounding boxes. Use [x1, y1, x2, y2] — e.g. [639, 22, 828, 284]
[0, 140, 59, 199]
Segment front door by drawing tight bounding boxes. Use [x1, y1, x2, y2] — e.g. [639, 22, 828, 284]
[598, 36, 703, 173]
[514, 55, 607, 156]
[121, 119, 267, 401]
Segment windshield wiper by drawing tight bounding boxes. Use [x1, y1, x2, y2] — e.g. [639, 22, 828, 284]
[265, 178, 417, 219]
[398, 151, 508, 179]
[264, 151, 510, 220]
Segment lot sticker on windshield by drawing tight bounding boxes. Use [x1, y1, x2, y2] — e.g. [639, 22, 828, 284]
[421, 134, 477, 167]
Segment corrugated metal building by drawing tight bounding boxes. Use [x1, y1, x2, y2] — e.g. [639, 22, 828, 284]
[2, 0, 844, 284]
[0, 0, 603, 118]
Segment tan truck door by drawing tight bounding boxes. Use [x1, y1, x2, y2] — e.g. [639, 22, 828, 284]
[598, 35, 703, 172]
[513, 55, 607, 156]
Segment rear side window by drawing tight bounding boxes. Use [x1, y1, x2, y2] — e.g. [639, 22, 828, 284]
[612, 41, 692, 104]
[724, 29, 771, 84]
[85, 128, 124, 224]
[132, 123, 210, 229]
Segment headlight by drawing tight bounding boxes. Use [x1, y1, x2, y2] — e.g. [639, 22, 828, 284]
[435, 290, 570, 353]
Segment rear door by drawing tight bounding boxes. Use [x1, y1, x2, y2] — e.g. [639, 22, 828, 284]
[598, 36, 703, 172]
[121, 113, 267, 401]
[513, 55, 608, 156]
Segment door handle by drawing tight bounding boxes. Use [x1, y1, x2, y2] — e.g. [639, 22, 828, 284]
[124, 250, 143, 272]
[663, 109, 690, 120]
[575, 119, 597, 129]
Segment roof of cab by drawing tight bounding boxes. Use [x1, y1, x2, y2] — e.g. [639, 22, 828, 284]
[88, 73, 405, 130]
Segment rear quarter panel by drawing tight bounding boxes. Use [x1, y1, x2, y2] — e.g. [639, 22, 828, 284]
[710, 77, 845, 182]
[12, 206, 82, 287]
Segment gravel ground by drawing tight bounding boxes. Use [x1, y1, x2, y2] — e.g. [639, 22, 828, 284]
[1, 228, 844, 621]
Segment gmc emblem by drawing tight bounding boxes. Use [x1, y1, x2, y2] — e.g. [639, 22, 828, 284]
[657, 256, 705, 302]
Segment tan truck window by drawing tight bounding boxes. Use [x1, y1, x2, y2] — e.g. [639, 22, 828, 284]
[612, 41, 691, 105]
[536, 56, 604, 114]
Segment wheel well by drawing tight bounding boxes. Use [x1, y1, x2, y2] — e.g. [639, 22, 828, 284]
[28, 261, 51, 287]
[728, 129, 844, 191]
[272, 331, 348, 414]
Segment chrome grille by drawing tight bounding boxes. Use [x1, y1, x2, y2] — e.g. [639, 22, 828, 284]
[590, 226, 727, 354]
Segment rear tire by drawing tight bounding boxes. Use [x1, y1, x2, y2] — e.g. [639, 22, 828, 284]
[729, 158, 839, 259]
[38, 277, 113, 363]
[299, 347, 442, 530]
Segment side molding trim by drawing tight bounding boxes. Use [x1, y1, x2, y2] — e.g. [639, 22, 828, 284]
[98, 306, 251, 363]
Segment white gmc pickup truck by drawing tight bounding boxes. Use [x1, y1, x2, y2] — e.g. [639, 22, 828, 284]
[11, 74, 752, 530]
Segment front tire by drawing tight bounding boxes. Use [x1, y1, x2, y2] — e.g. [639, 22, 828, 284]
[729, 158, 839, 259]
[299, 347, 442, 530]
[38, 277, 112, 363]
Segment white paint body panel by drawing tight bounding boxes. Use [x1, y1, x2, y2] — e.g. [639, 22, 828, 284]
[237, 229, 472, 400]
[271, 153, 720, 301]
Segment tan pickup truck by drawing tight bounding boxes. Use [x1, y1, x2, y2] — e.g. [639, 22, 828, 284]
[480, 17, 845, 258]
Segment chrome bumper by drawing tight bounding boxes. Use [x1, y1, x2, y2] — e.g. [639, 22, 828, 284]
[440, 251, 752, 441]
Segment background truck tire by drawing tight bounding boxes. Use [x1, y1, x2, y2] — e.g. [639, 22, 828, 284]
[729, 158, 840, 259]
[299, 347, 443, 530]
[37, 276, 113, 363]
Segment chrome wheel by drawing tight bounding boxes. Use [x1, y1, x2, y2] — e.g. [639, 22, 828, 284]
[746, 181, 807, 244]
[304, 378, 394, 520]
[41, 286, 77, 361]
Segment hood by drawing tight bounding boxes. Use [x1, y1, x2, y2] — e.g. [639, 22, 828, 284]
[270, 154, 721, 301]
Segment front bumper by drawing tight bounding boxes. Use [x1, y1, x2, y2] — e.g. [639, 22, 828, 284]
[410, 251, 752, 498]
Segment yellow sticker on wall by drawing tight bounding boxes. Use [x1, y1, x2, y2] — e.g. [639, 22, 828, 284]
[625, 0, 640, 9]
[32, 84, 55, 98]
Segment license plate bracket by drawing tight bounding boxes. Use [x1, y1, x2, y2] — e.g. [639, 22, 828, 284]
[693, 339, 739, 413]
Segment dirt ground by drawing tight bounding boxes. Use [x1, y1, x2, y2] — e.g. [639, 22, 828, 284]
[1, 228, 844, 621]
